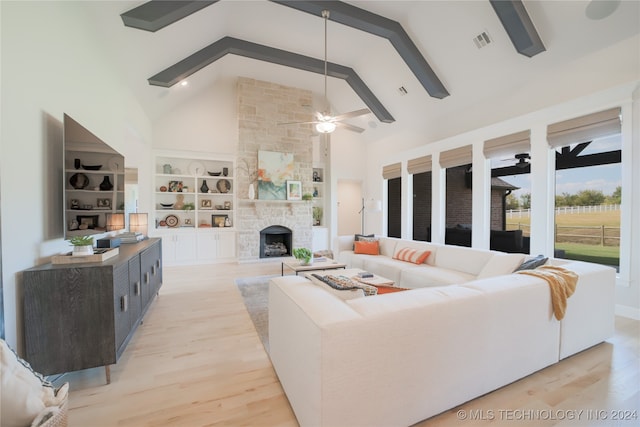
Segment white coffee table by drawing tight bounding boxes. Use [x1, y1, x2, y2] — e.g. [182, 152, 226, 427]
[281, 257, 346, 276]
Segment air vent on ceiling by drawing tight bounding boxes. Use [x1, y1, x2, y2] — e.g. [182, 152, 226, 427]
[398, 86, 408, 95]
[473, 31, 492, 49]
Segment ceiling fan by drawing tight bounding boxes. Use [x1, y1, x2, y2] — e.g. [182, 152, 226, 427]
[513, 153, 531, 168]
[280, 10, 371, 134]
[500, 153, 530, 168]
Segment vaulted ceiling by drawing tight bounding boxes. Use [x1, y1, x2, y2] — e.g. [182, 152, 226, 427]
[84, 0, 639, 144]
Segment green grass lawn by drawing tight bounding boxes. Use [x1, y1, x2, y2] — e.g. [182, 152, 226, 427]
[506, 210, 621, 267]
[555, 242, 619, 267]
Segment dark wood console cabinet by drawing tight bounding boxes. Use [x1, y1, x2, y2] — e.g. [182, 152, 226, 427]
[23, 238, 162, 382]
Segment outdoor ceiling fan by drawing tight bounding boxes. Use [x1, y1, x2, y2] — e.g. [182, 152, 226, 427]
[514, 153, 530, 168]
[505, 153, 531, 168]
[279, 10, 371, 134]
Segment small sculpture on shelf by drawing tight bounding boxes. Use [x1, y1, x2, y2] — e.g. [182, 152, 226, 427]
[174, 194, 185, 210]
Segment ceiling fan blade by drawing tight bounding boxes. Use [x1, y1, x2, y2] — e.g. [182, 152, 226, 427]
[332, 108, 371, 121]
[335, 121, 365, 133]
[277, 121, 319, 126]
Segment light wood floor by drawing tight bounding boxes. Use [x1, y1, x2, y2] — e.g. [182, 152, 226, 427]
[63, 261, 639, 426]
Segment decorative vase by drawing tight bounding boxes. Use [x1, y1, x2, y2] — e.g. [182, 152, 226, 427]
[248, 183, 255, 200]
[300, 256, 312, 266]
[72, 245, 94, 257]
[163, 164, 172, 174]
[200, 180, 209, 193]
[223, 167, 228, 177]
[99, 176, 113, 191]
[74, 158, 81, 169]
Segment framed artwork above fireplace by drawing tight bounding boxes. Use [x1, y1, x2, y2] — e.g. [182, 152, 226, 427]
[257, 150, 294, 200]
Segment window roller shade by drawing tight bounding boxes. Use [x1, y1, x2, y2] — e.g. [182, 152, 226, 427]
[382, 162, 402, 179]
[547, 107, 621, 148]
[439, 145, 472, 169]
[407, 155, 432, 174]
[484, 130, 531, 159]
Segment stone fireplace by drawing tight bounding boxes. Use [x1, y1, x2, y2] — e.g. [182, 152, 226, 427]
[235, 77, 315, 260]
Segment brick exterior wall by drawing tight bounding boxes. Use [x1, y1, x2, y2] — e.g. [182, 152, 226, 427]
[446, 165, 507, 229]
[235, 77, 315, 260]
[446, 166, 473, 227]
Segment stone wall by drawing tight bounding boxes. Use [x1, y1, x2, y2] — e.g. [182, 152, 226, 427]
[235, 77, 315, 260]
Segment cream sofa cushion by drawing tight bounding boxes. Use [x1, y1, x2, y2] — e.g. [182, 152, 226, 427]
[435, 245, 495, 276]
[400, 266, 477, 289]
[477, 252, 526, 279]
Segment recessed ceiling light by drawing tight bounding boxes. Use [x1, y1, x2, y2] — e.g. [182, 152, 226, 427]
[180, 80, 188, 86]
[585, 0, 620, 20]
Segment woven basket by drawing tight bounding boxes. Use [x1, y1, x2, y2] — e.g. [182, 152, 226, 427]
[38, 397, 68, 427]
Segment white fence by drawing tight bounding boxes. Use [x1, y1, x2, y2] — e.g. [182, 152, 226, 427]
[507, 204, 621, 219]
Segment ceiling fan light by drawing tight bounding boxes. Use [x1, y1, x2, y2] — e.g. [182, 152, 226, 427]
[316, 121, 336, 133]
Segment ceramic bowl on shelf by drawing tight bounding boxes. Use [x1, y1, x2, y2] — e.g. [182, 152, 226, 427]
[208, 171, 221, 176]
[160, 203, 174, 209]
[82, 164, 102, 170]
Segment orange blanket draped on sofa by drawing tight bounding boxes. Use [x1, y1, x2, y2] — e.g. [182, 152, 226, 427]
[517, 265, 578, 320]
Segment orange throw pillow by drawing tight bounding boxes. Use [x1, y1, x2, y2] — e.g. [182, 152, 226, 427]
[393, 247, 431, 264]
[354, 240, 379, 255]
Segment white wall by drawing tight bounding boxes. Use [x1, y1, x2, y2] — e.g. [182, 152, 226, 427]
[152, 77, 238, 154]
[0, 2, 151, 350]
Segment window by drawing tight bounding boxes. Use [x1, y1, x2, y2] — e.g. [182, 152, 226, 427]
[387, 177, 402, 238]
[548, 108, 622, 269]
[412, 172, 432, 241]
[408, 155, 433, 242]
[440, 146, 473, 247]
[383, 162, 402, 238]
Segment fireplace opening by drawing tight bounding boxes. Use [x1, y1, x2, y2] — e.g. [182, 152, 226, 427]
[260, 225, 292, 258]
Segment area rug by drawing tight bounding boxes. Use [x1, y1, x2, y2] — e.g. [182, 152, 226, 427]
[235, 275, 277, 353]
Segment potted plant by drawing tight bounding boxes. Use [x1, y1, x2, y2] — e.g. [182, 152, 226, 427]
[68, 235, 94, 256]
[312, 206, 323, 226]
[293, 247, 313, 265]
[183, 202, 195, 212]
[302, 193, 313, 201]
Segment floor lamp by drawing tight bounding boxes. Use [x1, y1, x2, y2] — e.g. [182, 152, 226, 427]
[360, 198, 382, 234]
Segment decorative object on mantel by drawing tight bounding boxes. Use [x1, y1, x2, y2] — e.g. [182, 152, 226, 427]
[286, 180, 302, 201]
[248, 183, 255, 200]
[238, 158, 258, 199]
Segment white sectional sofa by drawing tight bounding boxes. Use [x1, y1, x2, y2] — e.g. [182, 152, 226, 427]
[268, 235, 616, 427]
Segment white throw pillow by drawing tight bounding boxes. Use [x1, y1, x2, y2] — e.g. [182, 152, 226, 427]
[1, 339, 68, 427]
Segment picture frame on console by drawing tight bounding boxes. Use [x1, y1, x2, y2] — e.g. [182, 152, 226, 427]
[286, 181, 301, 201]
